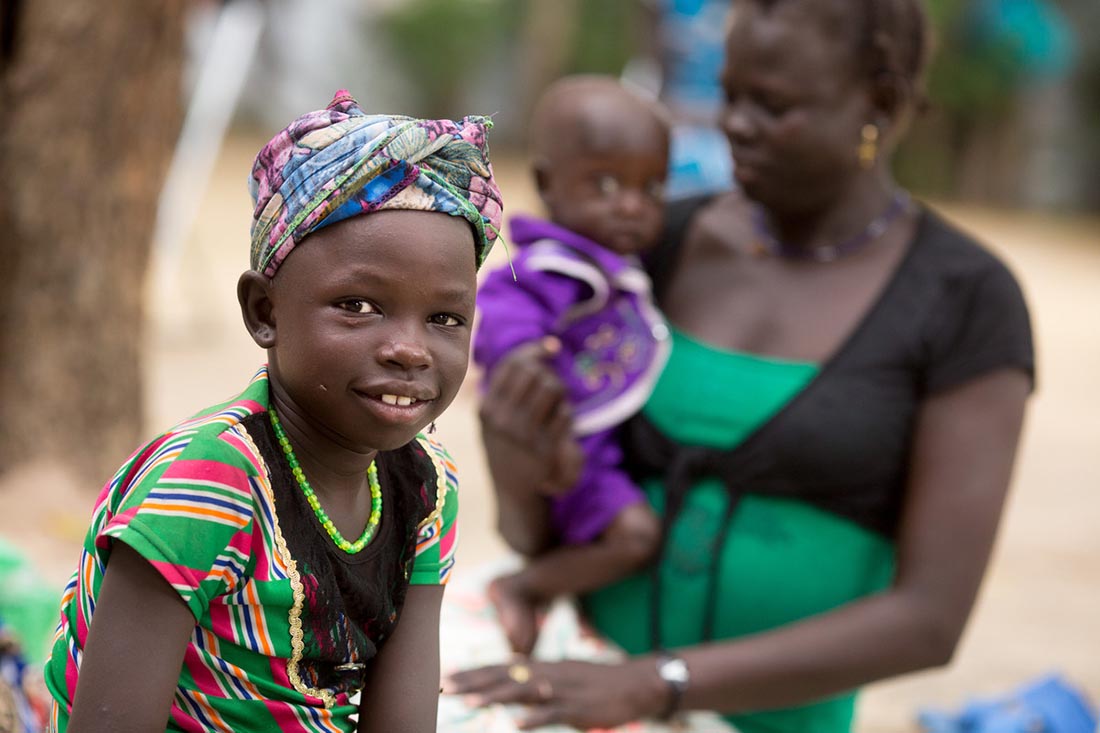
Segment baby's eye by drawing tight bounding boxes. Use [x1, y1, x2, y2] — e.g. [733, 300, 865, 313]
[756, 92, 791, 116]
[646, 180, 666, 199]
[337, 299, 378, 314]
[429, 313, 463, 327]
[596, 175, 621, 196]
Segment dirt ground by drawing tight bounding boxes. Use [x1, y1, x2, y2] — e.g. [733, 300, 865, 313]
[2, 135, 1097, 731]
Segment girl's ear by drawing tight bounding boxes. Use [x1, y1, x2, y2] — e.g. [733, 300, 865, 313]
[237, 270, 277, 349]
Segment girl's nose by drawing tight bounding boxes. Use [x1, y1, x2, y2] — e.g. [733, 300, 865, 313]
[377, 329, 432, 372]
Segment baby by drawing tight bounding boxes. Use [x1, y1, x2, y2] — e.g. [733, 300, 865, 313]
[474, 75, 671, 655]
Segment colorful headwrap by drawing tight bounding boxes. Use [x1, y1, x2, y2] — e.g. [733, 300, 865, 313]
[248, 90, 503, 277]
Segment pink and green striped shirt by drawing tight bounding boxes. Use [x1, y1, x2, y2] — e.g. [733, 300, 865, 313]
[44, 367, 458, 732]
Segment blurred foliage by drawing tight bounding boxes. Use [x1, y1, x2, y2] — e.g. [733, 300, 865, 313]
[923, 0, 1024, 119]
[375, 0, 521, 117]
[564, 0, 638, 75]
[897, 0, 1087, 203]
[376, 0, 637, 119]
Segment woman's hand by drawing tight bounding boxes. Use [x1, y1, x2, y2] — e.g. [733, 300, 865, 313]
[444, 658, 668, 730]
[479, 336, 582, 495]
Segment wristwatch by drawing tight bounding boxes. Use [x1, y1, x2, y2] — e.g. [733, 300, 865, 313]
[655, 653, 690, 720]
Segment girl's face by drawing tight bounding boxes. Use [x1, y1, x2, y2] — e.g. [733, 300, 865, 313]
[265, 210, 477, 453]
[720, 2, 873, 213]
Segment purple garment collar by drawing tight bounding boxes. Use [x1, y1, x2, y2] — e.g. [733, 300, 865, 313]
[509, 215, 635, 278]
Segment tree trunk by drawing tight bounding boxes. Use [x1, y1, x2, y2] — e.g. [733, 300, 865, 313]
[0, 1, 186, 482]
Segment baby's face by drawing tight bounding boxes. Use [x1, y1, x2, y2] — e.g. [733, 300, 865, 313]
[540, 118, 669, 257]
[266, 210, 477, 452]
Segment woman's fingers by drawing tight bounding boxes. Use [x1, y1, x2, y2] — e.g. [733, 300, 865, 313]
[518, 703, 567, 730]
[442, 664, 506, 694]
[481, 340, 567, 444]
[444, 665, 544, 707]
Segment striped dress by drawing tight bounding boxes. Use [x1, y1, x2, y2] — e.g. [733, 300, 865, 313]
[44, 366, 459, 732]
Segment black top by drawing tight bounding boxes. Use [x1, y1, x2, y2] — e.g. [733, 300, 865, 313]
[244, 413, 439, 694]
[629, 200, 1035, 540]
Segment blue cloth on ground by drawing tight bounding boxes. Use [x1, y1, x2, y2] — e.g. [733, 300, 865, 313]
[918, 674, 1097, 733]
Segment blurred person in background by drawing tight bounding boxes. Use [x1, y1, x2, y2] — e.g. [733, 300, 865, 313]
[473, 75, 672, 657]
[634, 0, 735, 200]
[448, 1, 1034, 731]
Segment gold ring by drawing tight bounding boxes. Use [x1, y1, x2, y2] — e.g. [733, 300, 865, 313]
[507, 663, 531, 684]
[536, 678, 553, 702]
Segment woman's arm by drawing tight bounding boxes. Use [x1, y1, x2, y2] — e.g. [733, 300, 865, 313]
[672, 368, 1030, 710]
[357, 585, 445, 733]
[67, 542, 196, 733]
[449, 368, 1031, 727]
[478, 338, 581, 556]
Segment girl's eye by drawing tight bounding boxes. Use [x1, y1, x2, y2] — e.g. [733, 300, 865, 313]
[338, 299, 378, 314]
[646, 180, 666, 199]
[429, 313, 463, 327]
[596, 175, 620, 196]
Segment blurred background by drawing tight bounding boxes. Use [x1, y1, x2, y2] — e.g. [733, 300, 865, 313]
[0, 1, 1096, 731]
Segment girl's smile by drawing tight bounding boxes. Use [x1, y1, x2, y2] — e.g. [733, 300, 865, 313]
[353, 382, 436, 426]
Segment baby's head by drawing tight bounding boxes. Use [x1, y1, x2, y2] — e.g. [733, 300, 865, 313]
[238, 91, 502, 452]
[530, 75, 670, 256]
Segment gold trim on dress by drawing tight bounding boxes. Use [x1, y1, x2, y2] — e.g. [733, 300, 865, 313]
[237, 424, 339, 709]
[414, 433, 449, 531]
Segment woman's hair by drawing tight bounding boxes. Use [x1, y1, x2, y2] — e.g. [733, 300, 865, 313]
[856, 0, 931, 110]
[752, 0, 932, 110]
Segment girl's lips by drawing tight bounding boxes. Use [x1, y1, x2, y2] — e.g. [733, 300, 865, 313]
[355, 391, 433, 426]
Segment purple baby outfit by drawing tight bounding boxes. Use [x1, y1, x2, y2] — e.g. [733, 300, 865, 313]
[475, 216, 671, 544]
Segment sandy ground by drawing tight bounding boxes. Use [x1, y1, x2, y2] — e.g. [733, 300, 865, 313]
[2, 135, 1097, 731]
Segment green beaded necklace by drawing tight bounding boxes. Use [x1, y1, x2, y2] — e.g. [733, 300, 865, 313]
[269, 407, 382, 554]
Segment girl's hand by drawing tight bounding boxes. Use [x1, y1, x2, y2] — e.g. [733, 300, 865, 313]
[443, 658, 669, 730]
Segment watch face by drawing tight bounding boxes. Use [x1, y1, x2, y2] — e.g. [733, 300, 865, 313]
[660, 657, 690, 685]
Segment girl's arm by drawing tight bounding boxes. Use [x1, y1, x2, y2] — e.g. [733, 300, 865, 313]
[357, 585, 445, 733]
[67, 542, 196, 733]
[449, 368, 1031, 728]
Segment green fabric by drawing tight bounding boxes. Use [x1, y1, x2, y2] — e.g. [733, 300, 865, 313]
[582, 328, 896, 733]
[0, 537, 58, 665]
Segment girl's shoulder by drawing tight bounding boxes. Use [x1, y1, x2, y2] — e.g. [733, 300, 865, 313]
[406, 433, 458, 529]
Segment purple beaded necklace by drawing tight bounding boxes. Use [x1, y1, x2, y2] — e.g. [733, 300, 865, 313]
[751, 191, 912, 262]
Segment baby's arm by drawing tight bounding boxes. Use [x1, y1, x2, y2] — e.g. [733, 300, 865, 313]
[66, 543, 196, 733]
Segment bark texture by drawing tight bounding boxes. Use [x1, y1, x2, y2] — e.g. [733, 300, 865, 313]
[0, 1, 186, 481]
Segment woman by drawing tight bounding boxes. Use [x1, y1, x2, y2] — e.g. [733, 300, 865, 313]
[447, 1, 1034, 732]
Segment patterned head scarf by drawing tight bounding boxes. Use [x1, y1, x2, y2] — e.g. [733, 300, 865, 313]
[248, 90, 503, 277]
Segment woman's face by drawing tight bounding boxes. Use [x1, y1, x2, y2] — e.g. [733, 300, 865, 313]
[720, 3, 873, 213]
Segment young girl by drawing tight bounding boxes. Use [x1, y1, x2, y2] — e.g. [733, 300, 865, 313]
[473, 75, 671, 656]
[43, 90, 502, 733]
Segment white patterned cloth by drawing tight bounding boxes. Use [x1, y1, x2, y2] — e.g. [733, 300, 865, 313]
[438, 561, 738, 732]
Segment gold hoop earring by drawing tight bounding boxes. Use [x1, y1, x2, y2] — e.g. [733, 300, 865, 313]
[858, 124, 880, 169]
